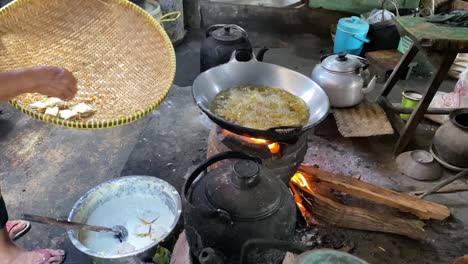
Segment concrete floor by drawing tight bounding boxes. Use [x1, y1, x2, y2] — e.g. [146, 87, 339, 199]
[0, 28, 467, 264]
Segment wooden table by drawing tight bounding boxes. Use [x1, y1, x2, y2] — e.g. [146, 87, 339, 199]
[377, 17, 468, 155]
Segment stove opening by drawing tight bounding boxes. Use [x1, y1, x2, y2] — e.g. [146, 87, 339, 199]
[248, 137, 281, 154]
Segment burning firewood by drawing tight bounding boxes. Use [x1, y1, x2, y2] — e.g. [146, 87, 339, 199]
[296, 186, 426, 240]
[289, 183, 317, 225]
[298, 165, 450, 220]
[289, 166, 451, 240]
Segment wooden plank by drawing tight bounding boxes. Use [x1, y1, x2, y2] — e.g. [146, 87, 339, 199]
[299, 165, 450, 220]
[366, 50, 402, 70]
[409, 186, 468, 196]
[296, 185, 426, 241]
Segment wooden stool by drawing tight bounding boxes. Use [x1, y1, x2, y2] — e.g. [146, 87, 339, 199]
[366, 49, 418, 83]
[377, 17, 468, 155]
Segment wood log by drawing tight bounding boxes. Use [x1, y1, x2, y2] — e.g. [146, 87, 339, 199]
[409, 186, 468, 196]
[299, 165, 450, 220]
[294, 183, 426, 241]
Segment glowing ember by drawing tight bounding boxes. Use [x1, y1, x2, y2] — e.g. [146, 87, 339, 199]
[219, 129, 281, 154]
[249, 138, 280, 154]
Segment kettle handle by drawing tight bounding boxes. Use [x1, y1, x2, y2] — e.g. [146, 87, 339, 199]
[183, 152, 262, 219]
[320, 52, 370, 70]
[206, 24, 249, 38]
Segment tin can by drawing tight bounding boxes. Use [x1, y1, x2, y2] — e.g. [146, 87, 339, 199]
[400, 90, 422, 121]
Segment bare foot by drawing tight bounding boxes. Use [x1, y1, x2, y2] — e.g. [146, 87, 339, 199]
[5, 221, 29, 240]
[6, 248, 65, 264]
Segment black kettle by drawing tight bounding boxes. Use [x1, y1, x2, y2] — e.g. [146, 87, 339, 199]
[200, 24, 255, 72]
[182, 152, 297, 264]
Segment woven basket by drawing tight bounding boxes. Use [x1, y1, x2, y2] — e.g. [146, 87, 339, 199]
[0, 0, 175, 129]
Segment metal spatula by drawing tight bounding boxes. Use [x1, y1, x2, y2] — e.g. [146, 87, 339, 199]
[22, 214, 128, 242]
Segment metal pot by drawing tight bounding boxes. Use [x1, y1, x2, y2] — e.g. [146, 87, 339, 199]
[432, 108, 468, 168]
[311, 52, 377, 108]
[193, 50, 330, 142]
[182, 152, 297, 263]
[68, 176, 182, 264]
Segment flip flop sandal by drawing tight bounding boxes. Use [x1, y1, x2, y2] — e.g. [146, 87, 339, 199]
[6, 220, 31, 240]
[35, 249, 66, 264]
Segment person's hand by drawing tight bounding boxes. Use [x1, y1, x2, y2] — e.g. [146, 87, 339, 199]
[27, 66, 78, 100]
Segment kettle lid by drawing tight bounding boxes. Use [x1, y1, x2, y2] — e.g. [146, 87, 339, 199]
[321, 53, 362, 73]
[205, 159, 283, 220]
[211, 24, 246, 42]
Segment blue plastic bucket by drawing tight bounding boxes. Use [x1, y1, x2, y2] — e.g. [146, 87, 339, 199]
[334, 16, 370, 55]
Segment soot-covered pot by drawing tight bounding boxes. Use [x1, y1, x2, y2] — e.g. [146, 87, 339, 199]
[433, 108, 468, 168]
[182, 152, 296, 264]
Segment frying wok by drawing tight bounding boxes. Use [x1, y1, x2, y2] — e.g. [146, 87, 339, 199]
[192, 50, 330, 142]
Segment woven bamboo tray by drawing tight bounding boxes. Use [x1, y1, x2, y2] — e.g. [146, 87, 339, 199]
[0, 0, 175, 129]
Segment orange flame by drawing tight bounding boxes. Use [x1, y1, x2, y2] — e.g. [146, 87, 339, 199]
[289, 180, 318, 225]
[249, 138, 280, 154]
[291, 172, 312, 192]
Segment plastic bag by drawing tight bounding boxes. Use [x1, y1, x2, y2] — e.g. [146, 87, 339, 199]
[365, 9, 396, 24]
[446, 66, 468, 108]
[427, 67, 468, 124]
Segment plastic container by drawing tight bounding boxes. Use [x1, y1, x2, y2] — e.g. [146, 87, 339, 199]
[140, 0, 162, 20]
[334, 16, 370, 56]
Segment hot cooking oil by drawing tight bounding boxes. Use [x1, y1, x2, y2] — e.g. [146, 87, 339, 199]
[211, 85, 309, 130]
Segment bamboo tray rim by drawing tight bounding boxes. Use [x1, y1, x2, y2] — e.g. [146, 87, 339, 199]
[1, 0, 176, 129]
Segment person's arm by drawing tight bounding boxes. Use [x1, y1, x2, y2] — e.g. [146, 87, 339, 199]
[0, 66, 77, 101]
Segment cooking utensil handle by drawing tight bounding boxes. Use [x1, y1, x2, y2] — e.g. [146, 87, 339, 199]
[183, 152, 261, 218]
[320, 53, 370, 70]
[357, 57, 370, 70]
[158, 11, 181, 23]
[22, 214, 113, 233]
[266, 126, 303, 135]
[240, 239, 307, 264]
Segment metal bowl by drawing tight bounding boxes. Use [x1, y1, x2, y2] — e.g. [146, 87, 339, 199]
[396, 150, 442, 181]
[67, 176, 181, 263]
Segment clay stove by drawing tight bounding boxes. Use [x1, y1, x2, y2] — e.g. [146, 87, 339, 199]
[207, 125, 308, 184]
[173, 126, 310, 264]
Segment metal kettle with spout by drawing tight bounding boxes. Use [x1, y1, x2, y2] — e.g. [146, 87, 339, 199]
[311, 52, 377, 108]
[182, 152, 296, 264]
